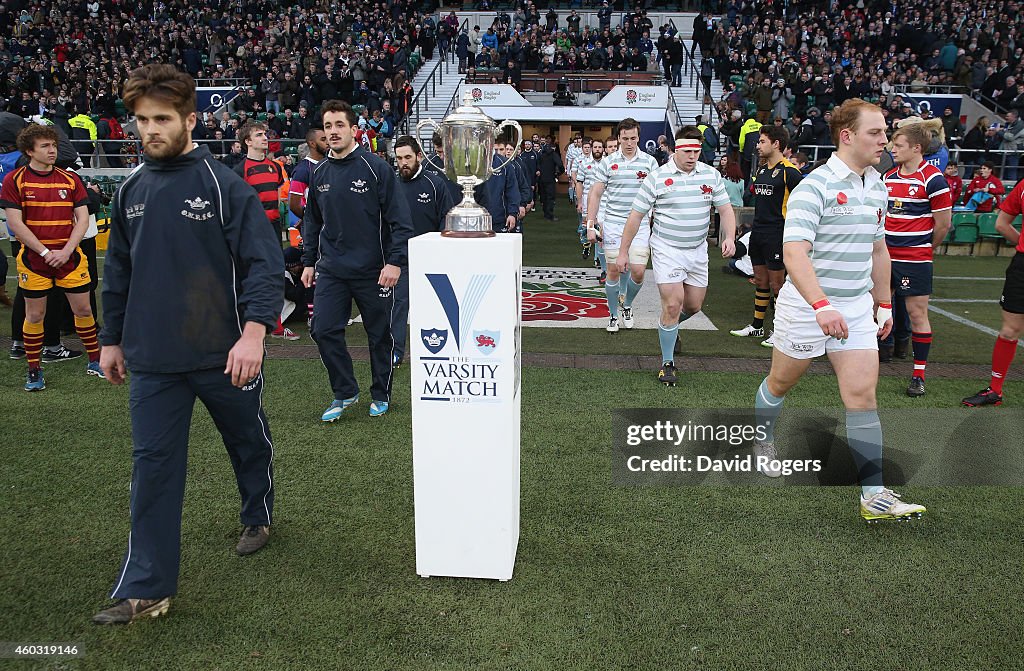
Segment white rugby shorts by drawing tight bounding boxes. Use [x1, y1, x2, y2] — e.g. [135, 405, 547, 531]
[603, 218, 651, 267]
[772, 285, 878, 360]
[650, 237, 709, 287]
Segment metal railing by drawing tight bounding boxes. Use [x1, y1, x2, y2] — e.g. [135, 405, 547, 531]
[72, 138, 309, 170]
[479, 72, 662, 94]
[891, 83, 970, 96]
[396, 35, 459, 138]
[193, 77, 249, 87]
[666, 18, 718, 124]
[771, 144, 1022, 183]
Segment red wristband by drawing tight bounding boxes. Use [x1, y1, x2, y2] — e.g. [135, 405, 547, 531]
[878, 302, 892, 309]
[811, 299, 831, 310]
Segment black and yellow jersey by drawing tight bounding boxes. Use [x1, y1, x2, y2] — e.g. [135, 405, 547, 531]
[752, 158, 803, 232]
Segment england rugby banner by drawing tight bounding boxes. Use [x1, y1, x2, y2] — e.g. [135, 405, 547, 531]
[409, 233, 522, 581]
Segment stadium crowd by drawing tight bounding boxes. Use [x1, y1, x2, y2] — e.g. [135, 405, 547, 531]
[0, 0, 452, 165]
[697, 0, 1024, 184]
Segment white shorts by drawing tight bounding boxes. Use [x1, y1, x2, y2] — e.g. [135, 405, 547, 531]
[650, 238, 709, 287]
[772, 284, 879, 360]
[603, 221, 651, 267]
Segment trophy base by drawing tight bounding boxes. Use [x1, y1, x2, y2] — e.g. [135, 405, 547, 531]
[442, 202, 495, 237]
[441, 230, 496, 238]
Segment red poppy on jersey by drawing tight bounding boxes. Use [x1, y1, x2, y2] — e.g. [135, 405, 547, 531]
[611, 164, 619, 170]
[837, 191, 848, 204]
[665, 178, 674, 186]
[883, 162, 953, 262]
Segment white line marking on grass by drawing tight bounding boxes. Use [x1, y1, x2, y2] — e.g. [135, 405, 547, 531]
[928, 305, 1000, 337]
[934, 276, 1003, 281]
[931, 299, 999, 303]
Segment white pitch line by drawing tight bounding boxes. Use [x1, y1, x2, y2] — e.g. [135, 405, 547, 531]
[928, 305, 1000, 337]
[934, 276, 1003, 281]
[931, 298, 999, 303]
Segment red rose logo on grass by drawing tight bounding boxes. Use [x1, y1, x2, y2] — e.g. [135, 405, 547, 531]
[522, 291, 609, 321]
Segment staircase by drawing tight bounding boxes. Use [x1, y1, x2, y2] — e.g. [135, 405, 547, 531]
[670, 51, 725, 130]
[404, 50, 463, 149]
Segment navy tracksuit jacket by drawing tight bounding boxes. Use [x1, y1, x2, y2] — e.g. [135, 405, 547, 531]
[302, 145, 413, 403]
[100, 144, 284, 598]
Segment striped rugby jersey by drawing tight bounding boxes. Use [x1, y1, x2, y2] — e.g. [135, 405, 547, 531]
[564, 144, 582, 178]
[631, 159, 731, 249]
[573, 153, 600, 216]
[0, 165, 89, 249]
[883, 162, 952, 263]
[239, 157, 285, 223]
[783, 154, 888, 301]
[592, 149, 659, 226]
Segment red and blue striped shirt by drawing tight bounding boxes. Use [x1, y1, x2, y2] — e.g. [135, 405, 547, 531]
[883, 162, 952, 263]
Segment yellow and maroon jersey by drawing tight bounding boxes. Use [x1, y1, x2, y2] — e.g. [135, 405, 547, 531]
[0, 165, 88, 250]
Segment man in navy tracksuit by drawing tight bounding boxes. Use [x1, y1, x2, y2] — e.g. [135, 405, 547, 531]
[508, 147, 533, 234]
[301, 100, 413, 421]
[520, 140, 539, 200]
[93, 65, 283, 625]
[480, 138, 520, 233]
[393, 136, 456, 364]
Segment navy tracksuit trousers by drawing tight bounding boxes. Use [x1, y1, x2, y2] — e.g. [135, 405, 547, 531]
[311, 272, 396, 403]
[110, 368, 274, 599]
[390, 266, 410, 361]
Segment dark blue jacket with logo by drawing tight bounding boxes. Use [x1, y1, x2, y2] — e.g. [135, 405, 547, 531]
[480, 151, 519, 231]
[397, 164, 457, 239]
[302, 145, 414, 278]
[512, 156, 532, 206]
[100, 144, 284, 373]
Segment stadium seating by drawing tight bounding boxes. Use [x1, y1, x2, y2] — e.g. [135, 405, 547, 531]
[977, 213, 1002, 239]
[949, 219, 980, 255]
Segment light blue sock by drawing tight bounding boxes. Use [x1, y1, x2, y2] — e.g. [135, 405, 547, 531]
[658, 321, 679, 363]
[624, 275, 643, 308]
[845, 410, 885, 497]
[754, 378, 785, 444]
[597, 246, 607, 272]
[605, 278, 620, 318]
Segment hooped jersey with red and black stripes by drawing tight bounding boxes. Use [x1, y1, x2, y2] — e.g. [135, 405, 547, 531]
[883, 161, 952, 263]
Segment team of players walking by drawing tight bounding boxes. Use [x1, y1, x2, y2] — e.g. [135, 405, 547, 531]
[5, 68, 1024, 623]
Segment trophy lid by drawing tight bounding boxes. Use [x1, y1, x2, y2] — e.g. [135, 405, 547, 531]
[442, 90, 498, 126]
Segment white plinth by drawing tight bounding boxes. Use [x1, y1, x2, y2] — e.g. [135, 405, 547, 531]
[409, 233, 522, 581]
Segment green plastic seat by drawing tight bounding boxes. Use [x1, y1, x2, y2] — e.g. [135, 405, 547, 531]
[977, 212, 1002, 239]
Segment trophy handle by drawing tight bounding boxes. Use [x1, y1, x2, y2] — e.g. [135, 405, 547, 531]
[489, 119, 523, 174]
[416, 118, 441, 148]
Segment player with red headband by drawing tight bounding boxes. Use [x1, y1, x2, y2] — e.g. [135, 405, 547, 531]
[621, 126, 736, 385]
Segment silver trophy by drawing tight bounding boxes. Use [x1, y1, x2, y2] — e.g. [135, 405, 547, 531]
[417, 93, 523, 237]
